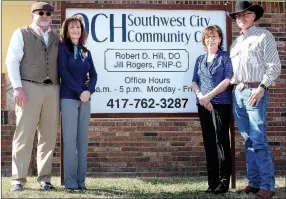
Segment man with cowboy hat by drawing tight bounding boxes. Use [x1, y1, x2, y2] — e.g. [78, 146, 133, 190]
[6, 2, 59, 192]
[228, 1, 281, 198]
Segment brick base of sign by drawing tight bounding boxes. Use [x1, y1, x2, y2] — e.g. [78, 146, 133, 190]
[1, 114, 286, 177]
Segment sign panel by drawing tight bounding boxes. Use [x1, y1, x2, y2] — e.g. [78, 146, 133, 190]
[65, 9, 227, 114]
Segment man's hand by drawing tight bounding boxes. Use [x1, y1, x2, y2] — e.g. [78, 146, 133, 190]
[85, 79, 90, 87]
[85, 73, 90, 87]
[248, 87, 265, 106]
[14, 87, 27, 107]
[80, 91, 91, 102]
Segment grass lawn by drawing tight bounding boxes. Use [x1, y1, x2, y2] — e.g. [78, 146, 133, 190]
[1, 176, 285, 198]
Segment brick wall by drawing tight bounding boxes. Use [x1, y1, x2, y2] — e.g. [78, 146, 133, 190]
[1, 74, 6, 110]
[1, 0, 286, 177]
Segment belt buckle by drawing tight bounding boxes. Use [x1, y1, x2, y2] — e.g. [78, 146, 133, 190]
[236, 82, 245, 91]
[42, 79, 53, 85]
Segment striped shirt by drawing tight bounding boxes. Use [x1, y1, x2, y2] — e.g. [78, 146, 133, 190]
[230, 26, 281, 87]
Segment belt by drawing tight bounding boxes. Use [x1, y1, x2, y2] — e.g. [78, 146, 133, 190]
[22, 79, 53, 85]
[234, 82, 261, 91]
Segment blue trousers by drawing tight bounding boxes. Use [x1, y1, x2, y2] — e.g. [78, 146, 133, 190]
[232, 88, 275, 191]
[61, 99, 91, 189]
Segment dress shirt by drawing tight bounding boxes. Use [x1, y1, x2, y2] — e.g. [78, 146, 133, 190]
[230, 26, 281, 87]
[5, 24, 51, 89]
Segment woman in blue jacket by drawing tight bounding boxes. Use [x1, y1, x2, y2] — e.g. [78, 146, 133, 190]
[58, 15, 97, 191]
[192, 25, 233, 194]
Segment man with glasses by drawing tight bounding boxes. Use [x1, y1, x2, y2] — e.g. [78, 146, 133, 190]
[6, 2, 59, 192]
[228, 1, 281, 198]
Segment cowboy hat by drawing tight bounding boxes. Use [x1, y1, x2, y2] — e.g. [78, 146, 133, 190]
[227, 1, 264, 21]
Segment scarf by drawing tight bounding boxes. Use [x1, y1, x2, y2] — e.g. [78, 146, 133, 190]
[73, 44, 87, 62]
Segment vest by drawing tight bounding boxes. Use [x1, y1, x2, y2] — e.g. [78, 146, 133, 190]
[20, 26, 59, 85]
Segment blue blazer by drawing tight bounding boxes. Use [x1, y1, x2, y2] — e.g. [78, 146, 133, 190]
[58, 43, 97, 100]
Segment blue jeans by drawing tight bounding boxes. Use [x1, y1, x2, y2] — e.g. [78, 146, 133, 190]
[61, 99, 91, 189]
[232, 88, 275, 191]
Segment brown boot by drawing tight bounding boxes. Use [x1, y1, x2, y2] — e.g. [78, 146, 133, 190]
[236, 185, 260, 194]
[255, 189, 275, 199]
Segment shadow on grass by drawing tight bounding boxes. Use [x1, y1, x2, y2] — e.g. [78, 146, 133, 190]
[79, 187, 285, 199]
[138, 178, 206, 185]
[74, 188, 245, 199]
[5, 187, 286, 199]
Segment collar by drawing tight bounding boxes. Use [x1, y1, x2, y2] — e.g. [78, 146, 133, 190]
[203, 49, 220, 65]
[31, 23, 51, 34]
[240, 25, 256, 37]
[205, 49, 222, 56]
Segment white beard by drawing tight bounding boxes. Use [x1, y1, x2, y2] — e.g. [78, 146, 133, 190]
[37, 20, 51, 27]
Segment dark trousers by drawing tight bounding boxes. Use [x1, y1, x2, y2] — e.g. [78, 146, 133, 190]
[198, 104, 232, 189]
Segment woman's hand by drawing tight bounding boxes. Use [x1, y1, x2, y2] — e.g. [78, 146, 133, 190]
[80, 91, 91, 102]
[204, 102, 213, 112]
[199, 93, 213, 106]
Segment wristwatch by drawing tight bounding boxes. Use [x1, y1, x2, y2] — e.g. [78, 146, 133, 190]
[259, 83, 267, 90]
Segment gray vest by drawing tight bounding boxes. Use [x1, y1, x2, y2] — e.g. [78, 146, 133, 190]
[20, 26, 59, 85]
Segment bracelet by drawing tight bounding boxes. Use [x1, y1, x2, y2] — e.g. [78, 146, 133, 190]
[195, 90, 200, 96]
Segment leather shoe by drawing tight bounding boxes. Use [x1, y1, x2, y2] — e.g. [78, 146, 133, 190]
[11, 184, 23, 192]
[236, 185, 260, 194]
[66, 188, 81, 192]
[40, 182, 55, 191]
[214, 183, 228, 194]
[255, 189, 275, 199]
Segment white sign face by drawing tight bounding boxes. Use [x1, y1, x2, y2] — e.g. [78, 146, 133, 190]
[65, 8, 227, 114]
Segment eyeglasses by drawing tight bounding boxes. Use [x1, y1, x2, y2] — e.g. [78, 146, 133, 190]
[37, 11, 52, 17]
[205, 35, 219, 40]
[235, 12, 254, 19]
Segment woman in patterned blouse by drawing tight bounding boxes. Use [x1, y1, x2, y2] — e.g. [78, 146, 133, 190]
[192, 25, 233, 194]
